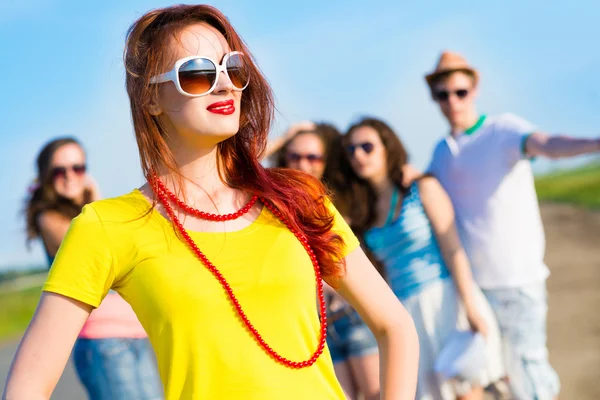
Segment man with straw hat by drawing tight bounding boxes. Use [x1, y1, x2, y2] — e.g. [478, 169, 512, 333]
[424, 50, 600, 400]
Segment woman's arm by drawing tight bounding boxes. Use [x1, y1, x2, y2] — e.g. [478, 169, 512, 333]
[2, 293, 93, 400]
[263, 121, 316, 159]
[418, 177, 487, 336]
[37, 212, 72, 257]
[84, 174, 102, 201]
[401, 163, 422, 187]
[330, 247, 419, 400]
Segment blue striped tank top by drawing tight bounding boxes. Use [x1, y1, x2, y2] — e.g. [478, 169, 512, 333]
[364, 183, 450, 300]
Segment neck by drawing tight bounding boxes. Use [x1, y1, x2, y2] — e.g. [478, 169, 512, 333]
[369, 175, 395, 197]
[162, 137, 236, 206]
[450, 108, 480, 136]
[75, 192, 86, 206]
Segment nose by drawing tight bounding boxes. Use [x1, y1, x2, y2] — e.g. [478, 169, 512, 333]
[213, 70, 234, 94]
[447, 91, 465, 107]
[353, 147, 369, 162]
[63, 168, 81, 183]
[297, 158, 313, 173]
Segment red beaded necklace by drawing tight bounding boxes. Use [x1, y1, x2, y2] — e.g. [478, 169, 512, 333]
[150, 177, 327, 369]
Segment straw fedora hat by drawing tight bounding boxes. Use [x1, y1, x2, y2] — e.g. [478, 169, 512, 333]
[425, 51, 479, 87]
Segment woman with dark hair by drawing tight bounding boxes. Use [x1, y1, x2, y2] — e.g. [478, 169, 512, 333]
[341, 117, 504, 400]
[4, 5, 418, 400]
[269, 122, 340, 179]
[268, 122, 382, 399]
[26, 138, 98, 260]
[23, 137, 162, 400]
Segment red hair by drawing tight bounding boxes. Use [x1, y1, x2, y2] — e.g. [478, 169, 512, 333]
[124, 5, 345, 280]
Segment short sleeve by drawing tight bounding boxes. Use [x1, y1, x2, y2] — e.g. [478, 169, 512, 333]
[325, 198, 360, 258]
[426, 139, 447, 177]
[42, 204, 116, 308]
[495, 113, 536, 164]
[426, 158, 438, 177]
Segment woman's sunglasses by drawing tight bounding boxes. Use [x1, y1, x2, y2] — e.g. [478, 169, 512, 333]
[286, 152, 324, 164]
[346, 142, 375, 157]
[50, 164, 86, 180]
[150, 51, 250, 97]
[433, 88, 469, 102]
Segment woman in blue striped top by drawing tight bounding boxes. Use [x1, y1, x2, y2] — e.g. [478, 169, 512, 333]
[340, 117, 504, 400]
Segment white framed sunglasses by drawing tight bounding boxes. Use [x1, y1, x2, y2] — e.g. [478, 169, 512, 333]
[149, 51, 250, 97]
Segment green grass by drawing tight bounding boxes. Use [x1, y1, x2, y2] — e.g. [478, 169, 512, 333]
[535, 163, 600, 209]
[0, 286, 42, 341]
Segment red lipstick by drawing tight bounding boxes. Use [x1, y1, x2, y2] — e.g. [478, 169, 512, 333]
[206, 99, 235, 115]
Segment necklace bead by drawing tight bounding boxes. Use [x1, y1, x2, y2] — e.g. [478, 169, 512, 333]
[151, 176, 327, 369]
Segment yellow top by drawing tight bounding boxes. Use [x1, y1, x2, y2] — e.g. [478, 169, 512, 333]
[43, 189, 360, 399]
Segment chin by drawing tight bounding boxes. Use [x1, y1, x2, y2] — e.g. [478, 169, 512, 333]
[356, 169, 372, 180]
[443, 111, 459, 123]
[208, 120, 240, 137]
[197, 125, 239, 140]
[450, 113, 466, 125]
[60, 192, 82, 201]
[215, 127, 240, 140]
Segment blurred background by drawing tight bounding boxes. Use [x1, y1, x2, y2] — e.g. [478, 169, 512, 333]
[1, 0, 599, 398]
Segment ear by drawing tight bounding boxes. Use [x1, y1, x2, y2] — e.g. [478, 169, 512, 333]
[470, 84, 479, 100]
[430, 88, 437, 101]
[147, 98, 163, 116]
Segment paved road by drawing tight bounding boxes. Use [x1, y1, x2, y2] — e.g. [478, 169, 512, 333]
[1, 340, 86, 399]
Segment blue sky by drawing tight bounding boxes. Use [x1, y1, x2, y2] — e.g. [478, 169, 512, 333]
[1, 0, 599, 270]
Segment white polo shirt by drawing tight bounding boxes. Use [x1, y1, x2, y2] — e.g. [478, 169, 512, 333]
[427, 113, 549, 289]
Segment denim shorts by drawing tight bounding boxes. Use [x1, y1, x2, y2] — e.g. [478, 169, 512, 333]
[326, 308, 378, 364]
[483, 282, 560, 400]
[73, 338, 163, 400]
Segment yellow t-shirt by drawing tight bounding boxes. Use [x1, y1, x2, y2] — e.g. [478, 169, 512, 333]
[43, 189, 360, 399]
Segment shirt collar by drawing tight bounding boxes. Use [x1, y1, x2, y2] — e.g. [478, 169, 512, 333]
[463, 114, 487, 135]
